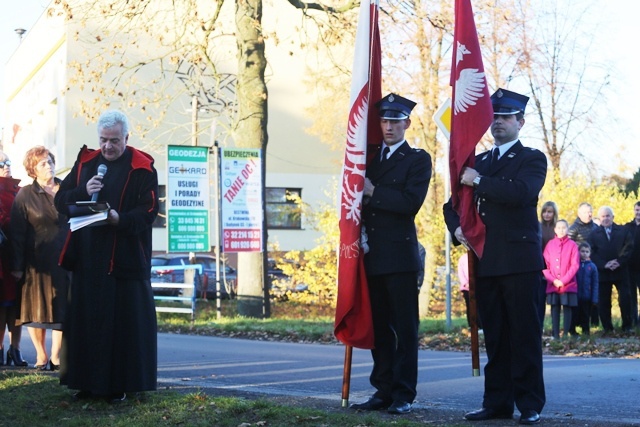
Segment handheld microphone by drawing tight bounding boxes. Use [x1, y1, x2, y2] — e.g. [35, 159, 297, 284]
[91, 164, 108, 202]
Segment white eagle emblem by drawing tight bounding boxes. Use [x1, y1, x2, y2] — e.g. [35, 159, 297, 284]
[453, 42, 487, 114]
[454, 68, 487, 114]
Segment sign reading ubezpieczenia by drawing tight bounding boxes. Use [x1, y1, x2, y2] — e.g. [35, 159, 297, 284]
[221, 148, 263, 252]
[167, 145, 210, 252]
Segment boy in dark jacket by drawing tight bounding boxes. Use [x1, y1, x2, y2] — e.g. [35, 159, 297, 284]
[576, 242, 599, 335]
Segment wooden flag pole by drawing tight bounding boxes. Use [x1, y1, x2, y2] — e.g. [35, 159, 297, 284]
[341, 345, 353, 407]
[468, 250, 480, 376]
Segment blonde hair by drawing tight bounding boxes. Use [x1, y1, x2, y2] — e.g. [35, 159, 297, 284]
[540, 201, 558, 224]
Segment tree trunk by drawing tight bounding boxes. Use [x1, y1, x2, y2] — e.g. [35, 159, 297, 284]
[235, 0, 270, 318]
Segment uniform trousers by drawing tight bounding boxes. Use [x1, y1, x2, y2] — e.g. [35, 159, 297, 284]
[476, 272, 545, 414]
[367, 272, 419, 403]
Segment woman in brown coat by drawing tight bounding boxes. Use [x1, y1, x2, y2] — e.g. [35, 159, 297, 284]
[11, 146, 70, 370]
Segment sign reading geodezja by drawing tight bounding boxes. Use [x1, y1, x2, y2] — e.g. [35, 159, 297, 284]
[167, 145, 210, 252]
[221, 148, 263, 252]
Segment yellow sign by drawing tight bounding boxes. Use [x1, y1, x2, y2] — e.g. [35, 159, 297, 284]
[433, 98, 451, 140]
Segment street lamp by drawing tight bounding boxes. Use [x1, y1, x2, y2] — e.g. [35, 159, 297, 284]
[14, 28, 26, 42]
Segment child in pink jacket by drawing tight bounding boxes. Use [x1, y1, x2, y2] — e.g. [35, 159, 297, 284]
[543, 219, 580, 338]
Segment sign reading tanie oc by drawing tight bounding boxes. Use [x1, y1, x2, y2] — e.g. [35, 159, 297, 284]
[221, 148, 263, 252]
[167, 146, 210, 252]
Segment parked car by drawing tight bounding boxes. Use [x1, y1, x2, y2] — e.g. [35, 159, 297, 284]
[151, 254, 237, 299]
[267, 258, 308, 298]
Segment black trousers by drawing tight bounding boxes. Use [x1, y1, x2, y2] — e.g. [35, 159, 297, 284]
[598, 278, 632, 331]
[577, 300, 593, 335]
[476, 272, 546, 414]
[367, 272, 419, 403]
[629, 270, 640, 326]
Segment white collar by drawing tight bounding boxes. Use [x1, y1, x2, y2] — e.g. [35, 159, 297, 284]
[493, 139, 518, 159]
[382, 141, 405, 159]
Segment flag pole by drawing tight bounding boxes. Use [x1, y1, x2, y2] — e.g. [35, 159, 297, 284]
[341, 345, 353, 407]
[467, 250, 480, 376]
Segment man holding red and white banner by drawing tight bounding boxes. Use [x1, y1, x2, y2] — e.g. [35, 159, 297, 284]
[349, 94, 431, 415]
[443, 0, 546, 425]
[444, 89, 547, 424]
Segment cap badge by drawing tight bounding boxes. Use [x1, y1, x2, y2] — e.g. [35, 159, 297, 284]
[388, 94, 395, 102]
[496, 89, 503, 98]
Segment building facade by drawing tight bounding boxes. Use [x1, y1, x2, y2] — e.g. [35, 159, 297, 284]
[2, 1, 344, 253]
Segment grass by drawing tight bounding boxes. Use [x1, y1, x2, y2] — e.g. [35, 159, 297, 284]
[0, 371, 452, 427]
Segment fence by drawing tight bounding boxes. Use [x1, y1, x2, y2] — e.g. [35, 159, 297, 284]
[151, 264, 202, 321]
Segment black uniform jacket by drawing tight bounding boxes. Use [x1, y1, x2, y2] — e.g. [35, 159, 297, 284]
[588, 223, 633, 282]
[444, 141, 547, 277]
[362, 141, 431, 276]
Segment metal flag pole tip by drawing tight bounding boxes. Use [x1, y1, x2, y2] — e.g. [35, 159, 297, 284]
[473, 368, 480, 377]
[341, 398, 349, 408]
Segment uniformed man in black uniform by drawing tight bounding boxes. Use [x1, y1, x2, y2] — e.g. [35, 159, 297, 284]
[443, 88, 547, 425]
[350, 93, 431, 415]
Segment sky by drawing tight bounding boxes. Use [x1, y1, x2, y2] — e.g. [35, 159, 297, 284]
[0, 0, 48, 125]
[1, 0, 639, 176]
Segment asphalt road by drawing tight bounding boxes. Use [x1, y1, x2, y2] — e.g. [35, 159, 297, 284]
[155, 334, 640, 425]
[11, 332, 640, 425]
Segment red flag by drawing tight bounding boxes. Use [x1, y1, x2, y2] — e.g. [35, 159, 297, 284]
[449, 0, 493, 259]
[334, 0, 381, 350]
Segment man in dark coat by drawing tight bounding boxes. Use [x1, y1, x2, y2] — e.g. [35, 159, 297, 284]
[589, 206, 634, 332]
[624, 201, 640, 326]
[349, 93, 431, 415]
[443, 88, 547, 425]
[568, 203, 599, 244]
[54, 110, 159, 403]
[568, 202, 600, 331]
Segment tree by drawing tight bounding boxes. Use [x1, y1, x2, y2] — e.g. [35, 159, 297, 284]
[49, 0, 359, 318]
[509, 0, 610, 181]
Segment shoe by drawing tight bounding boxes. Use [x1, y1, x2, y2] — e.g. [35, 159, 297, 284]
[464, 407, 513, 421]
[6, 345, 28, 367]
[48, 360, 60, 371]
[35, 361, 49, 370]
[349, 397, 392, 411]
[519, 409, 540, 425]
[107, 392, 126, 404]
[72, 390, 93, 401]
[387, 400, 412, 414]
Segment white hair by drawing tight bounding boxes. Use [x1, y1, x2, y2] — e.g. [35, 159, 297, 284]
[598, 206, 614, 217]
[97, 110, 130, 136]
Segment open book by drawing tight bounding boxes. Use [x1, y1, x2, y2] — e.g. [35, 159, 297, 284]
[67, 201, 110, 232]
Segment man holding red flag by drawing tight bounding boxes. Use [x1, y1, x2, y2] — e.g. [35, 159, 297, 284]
[444, 89, 547, 425]
[444, 1, 546, 425]
[349, 93, 431, 415]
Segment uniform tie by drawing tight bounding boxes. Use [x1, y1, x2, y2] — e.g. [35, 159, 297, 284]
[491, 148, 500, 166]
[606, 227, 611, 241]
[381, 146, 390, 163]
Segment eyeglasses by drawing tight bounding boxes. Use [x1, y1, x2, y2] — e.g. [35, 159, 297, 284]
[0, 161, 11, 168]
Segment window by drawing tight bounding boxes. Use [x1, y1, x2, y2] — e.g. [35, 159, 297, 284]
[266, 187, 302, 229]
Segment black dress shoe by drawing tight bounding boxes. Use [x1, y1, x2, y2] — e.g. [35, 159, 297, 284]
[6, 346, 28, 367]
[519, 409, 540, 425]
[72, 390, 93, 401]
[388, 400, 412, 414]
[107, 392, 127, 404]
[464, 407, 513, 421]
[47, 360, 60, 371]
[349, 397, 391, 411]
